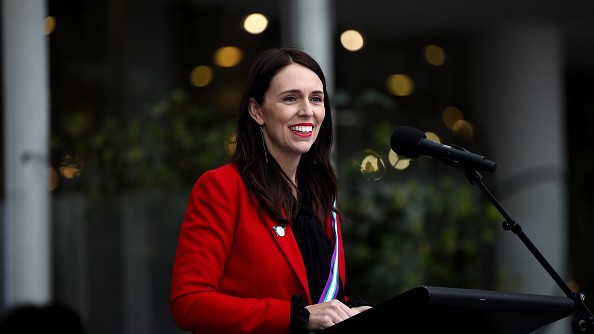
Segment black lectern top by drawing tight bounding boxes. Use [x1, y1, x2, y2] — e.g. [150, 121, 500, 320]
[322, 285, 575, 334]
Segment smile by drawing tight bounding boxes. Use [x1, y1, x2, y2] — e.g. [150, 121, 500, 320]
[289, 125, 313, 133]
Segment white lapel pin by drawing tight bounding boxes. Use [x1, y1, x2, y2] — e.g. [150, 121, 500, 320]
[272, 225, 285, 237]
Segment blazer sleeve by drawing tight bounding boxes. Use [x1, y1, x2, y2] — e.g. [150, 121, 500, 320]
[169, 166, 291, 334]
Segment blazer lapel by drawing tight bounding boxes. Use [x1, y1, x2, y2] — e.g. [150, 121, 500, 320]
[265, 215, 310, 303]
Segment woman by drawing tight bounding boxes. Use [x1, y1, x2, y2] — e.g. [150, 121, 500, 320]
[170, 47, 371, 334]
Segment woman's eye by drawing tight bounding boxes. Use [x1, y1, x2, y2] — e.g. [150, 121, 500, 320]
[283, 96, 296, 102]
[311, 96, 323, 103]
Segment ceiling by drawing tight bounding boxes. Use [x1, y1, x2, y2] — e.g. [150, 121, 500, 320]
[334, 0, 594, 72]
[204, 0, 594, 73]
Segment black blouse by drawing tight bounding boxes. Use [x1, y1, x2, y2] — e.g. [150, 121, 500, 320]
[289, 188, 370, 333]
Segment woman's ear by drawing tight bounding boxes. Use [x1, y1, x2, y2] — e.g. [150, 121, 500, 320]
[248, 98, 264, 125]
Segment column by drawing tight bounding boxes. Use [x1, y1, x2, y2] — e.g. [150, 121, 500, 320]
[471, 24, 569, 333]
[1, 0, 51, 306]
[282, 0, 335, 157]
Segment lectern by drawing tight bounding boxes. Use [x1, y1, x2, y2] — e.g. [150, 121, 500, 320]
[322, 285, 575, 334]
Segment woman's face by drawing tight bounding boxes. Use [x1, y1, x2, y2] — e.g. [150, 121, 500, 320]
[249, 63, 325, 164]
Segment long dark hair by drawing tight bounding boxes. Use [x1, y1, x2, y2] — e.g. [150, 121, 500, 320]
[231, 47, 337, 227]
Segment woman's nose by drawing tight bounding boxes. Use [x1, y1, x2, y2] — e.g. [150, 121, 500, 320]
[298, 102, 314, 116]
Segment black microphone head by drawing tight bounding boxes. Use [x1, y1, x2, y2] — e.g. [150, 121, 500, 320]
[390, 126, 426, 158]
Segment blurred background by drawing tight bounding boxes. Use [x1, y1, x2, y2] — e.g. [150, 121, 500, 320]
[2, 0, 594, 333]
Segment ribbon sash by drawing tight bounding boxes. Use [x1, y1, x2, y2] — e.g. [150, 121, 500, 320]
[319, 207, 340, 303]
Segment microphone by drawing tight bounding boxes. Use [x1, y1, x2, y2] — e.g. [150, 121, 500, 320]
[390, 126, 497, 172]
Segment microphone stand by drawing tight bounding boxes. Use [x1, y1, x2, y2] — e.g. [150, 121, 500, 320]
[457, 163, 594, 333]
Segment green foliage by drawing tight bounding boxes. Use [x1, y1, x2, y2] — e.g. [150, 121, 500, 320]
[53, 89, 236, 195]
[339, 166, 501, 304]
[335, 118, 502, 304]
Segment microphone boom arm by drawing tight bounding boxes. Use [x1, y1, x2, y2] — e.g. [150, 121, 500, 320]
[461, 166, 594, 333]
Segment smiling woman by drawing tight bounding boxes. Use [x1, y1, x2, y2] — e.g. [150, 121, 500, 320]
[248, 62, 326, 174]
[169, 47, 372, 334]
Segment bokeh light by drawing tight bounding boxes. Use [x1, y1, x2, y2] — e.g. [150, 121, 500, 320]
[340, 30, 364, 51]
[443, 106, 463, 129]
[360, 150, 386, 181]
[190, 65, 214, 87]
[45, 16, 56, 35]
[453, 120, 474, 142]
[225, 133, 237, 156]
[48, 167, 59, 190]
[243, 13, 268, 34]
[424, 44, 446, 66]
[386, 74, 414, 96]
[214, 46, 243, 67]
[58, 167, 80, 179]
[59, 155, 84, 179]
[425, 131, 441, 143]
[388, 149, 411, 170]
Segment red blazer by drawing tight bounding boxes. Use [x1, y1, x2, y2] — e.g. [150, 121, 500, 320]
[170, 163, 348, 334]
